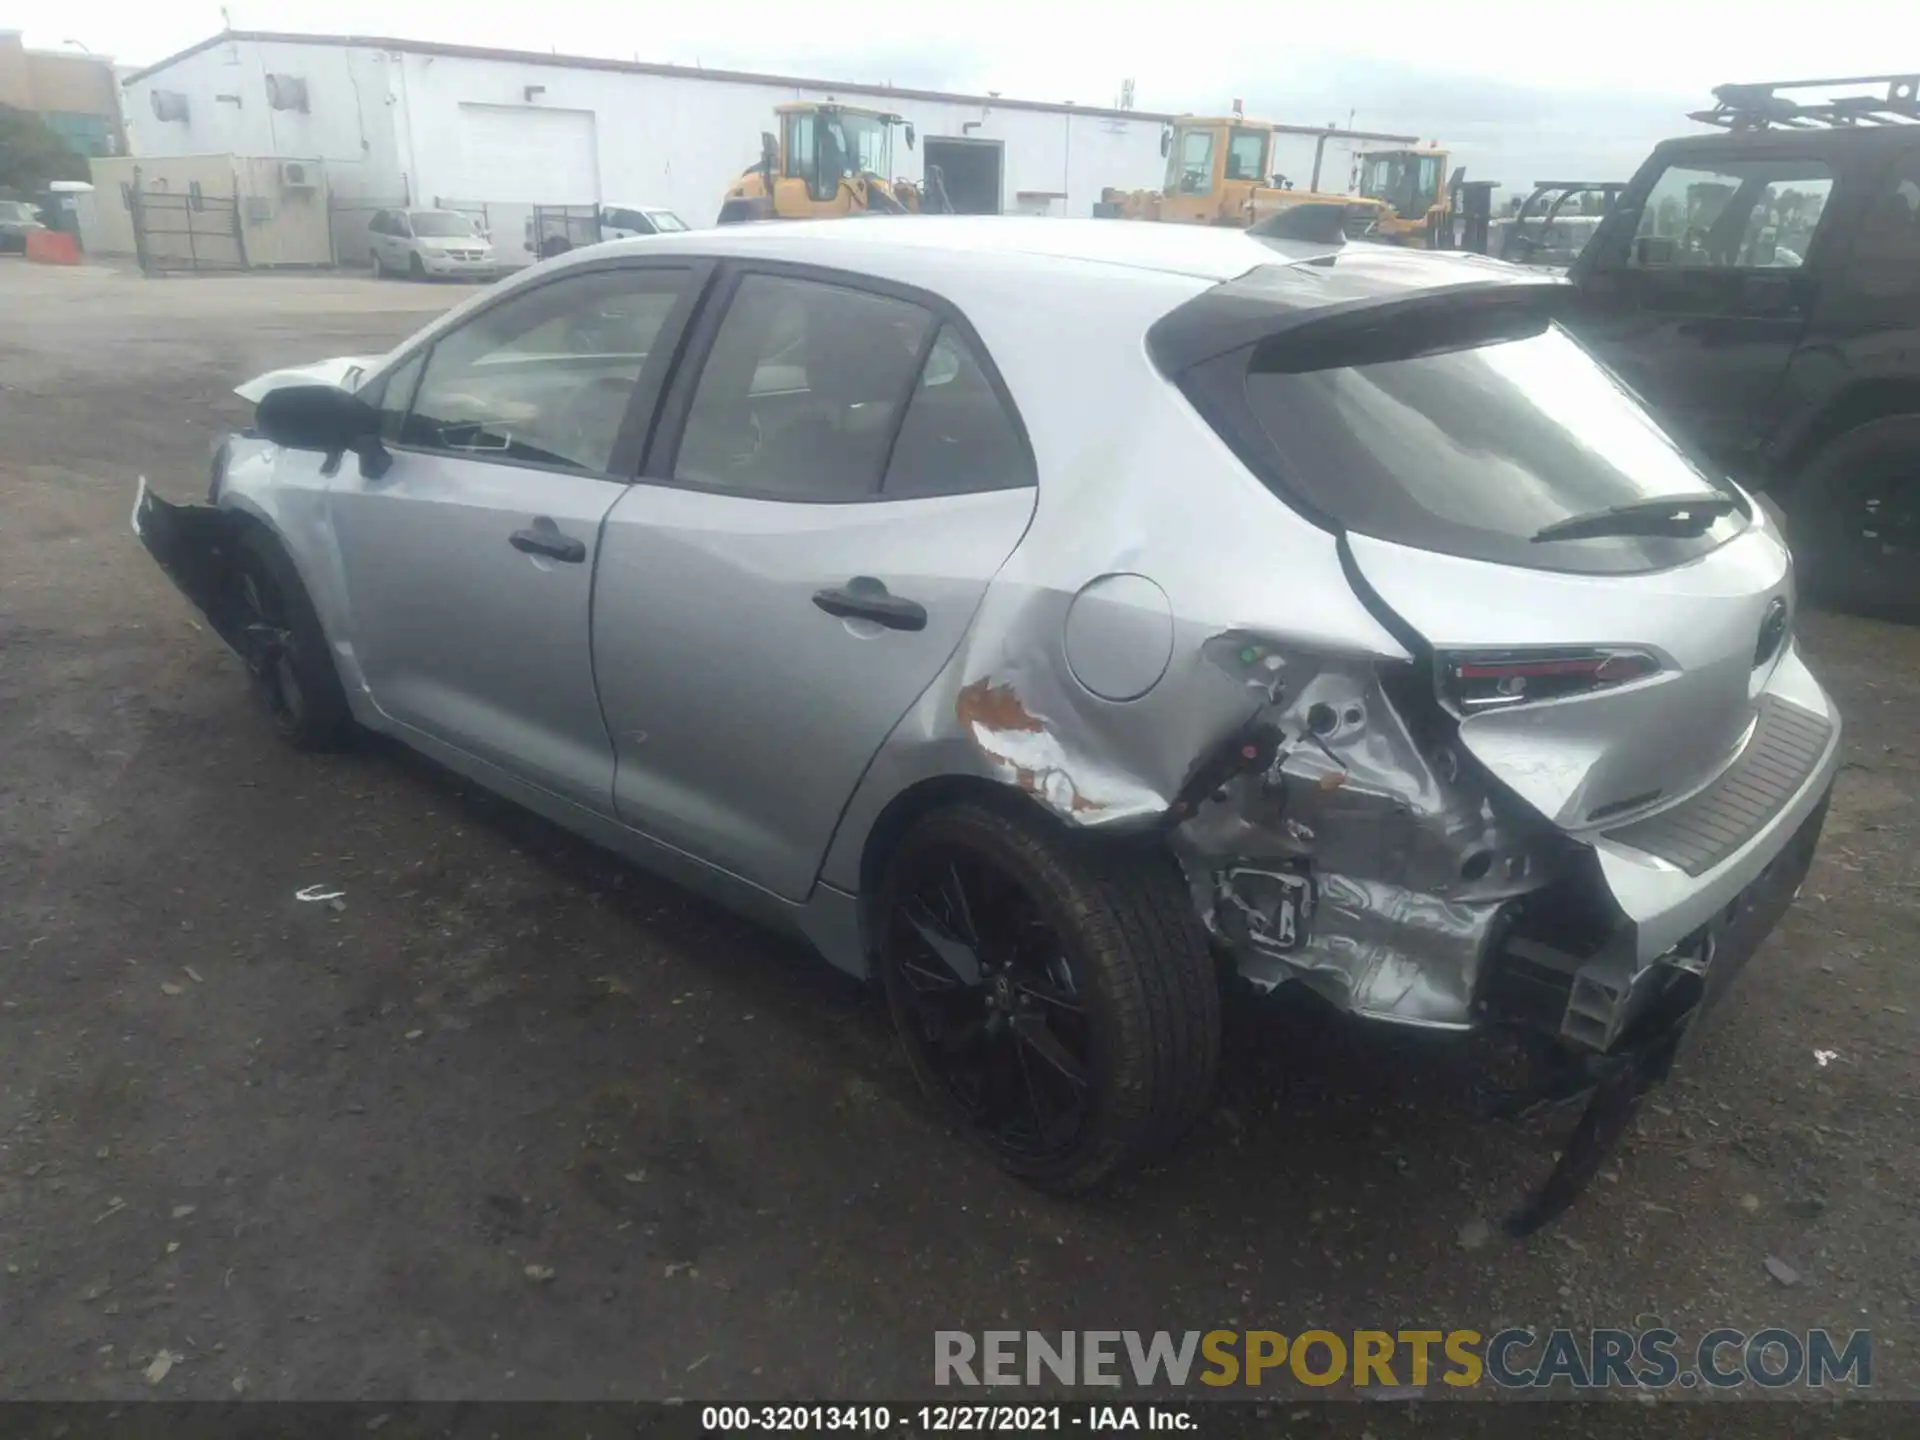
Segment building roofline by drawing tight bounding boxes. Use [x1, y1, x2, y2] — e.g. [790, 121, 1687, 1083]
[120, 29, 1171, 121]
[124, 29, 1424, 145]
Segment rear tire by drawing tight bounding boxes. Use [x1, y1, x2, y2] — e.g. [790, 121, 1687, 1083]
[371, 251, 387, 279]
[877, 802, 1221, 1193]
[1786, 414, 1920, 614]
[232, 529, 354, 751]
[408, 252, 427, 281]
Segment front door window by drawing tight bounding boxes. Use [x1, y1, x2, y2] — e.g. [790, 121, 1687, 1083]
[1627, 159, 1835, 269]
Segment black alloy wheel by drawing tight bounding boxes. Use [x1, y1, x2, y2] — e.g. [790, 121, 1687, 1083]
[877, 804, 1221, 1192]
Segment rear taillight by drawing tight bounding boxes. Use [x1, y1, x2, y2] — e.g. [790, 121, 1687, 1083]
[1440, 648, 1660, 713]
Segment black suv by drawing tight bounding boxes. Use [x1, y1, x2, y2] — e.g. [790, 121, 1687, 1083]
[1563, 76, 1920, 610]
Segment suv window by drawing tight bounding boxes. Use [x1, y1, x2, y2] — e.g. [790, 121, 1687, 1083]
[882, 327, 1034, 497]
[1628, 158, 1834, 269]
[1852, 150, 1920, 291]
[674, 274, 935, 500]
[399, 267, 692, 474]
[369, 211, 390, 235]
[1232, 323, 1745, 575]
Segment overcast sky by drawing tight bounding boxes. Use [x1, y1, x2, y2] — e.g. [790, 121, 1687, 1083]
[23, 1, 1897, 189]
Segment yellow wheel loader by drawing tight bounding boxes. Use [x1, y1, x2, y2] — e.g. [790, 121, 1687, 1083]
[1094, 116, 1395, 234]
[1351, 143, 1460, 246]
[717, 102, 954, 224]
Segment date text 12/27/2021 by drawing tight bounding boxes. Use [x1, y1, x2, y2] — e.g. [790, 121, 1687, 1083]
[700, 1406, 1198, 1432]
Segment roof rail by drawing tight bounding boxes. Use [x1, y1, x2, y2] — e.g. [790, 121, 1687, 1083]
[1690, 74, 1920, 130]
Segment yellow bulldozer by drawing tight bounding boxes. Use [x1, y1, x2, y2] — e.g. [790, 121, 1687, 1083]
[1095, 115, 1458, 248]
[716, 102, 952, 225]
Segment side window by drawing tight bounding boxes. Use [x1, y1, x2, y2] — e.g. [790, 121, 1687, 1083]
[785, 113, 816, 182]
[375, 350, 425, 443]
[400, 267, 692, 474]
[1852, 151, 1920, 292]
[1174, 130, 1215, 194]
[1225, 129, 1267, 183]
[674, 274, 934, 501]
[604, 208, 647, 231]
[882, 326, 1034, 498]
[1628, 159, 1834, 270]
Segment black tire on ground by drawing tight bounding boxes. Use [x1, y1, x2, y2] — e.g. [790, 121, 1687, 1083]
[1786, 414, 1920, 614]
[232, 527, 354, 751]
[408, 252, 427, 281]
[876, 802, 1221, 1193]
[370, 251, 386, 279]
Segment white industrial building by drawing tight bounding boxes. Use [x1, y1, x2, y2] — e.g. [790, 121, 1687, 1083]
[118, 30, 1199, 267]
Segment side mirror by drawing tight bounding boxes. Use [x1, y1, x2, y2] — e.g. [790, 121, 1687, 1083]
[1159, 125, 1173, 158]
[760, 131, 778, 166]
[904, 122, 916, 149]
[255, 384, 389, 477]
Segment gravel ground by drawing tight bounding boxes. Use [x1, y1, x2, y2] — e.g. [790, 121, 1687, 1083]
[1, 259, 1915, 1414]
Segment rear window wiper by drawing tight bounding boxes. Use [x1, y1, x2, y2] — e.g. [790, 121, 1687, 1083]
[1531, 494, 1741, 544]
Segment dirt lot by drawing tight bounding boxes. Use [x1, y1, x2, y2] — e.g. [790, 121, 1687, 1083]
[2, 258, 1917, 1410]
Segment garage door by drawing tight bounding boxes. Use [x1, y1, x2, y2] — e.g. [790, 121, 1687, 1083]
[454, 104, 600, 204]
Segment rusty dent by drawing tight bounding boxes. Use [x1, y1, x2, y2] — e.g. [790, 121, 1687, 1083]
[954, 677, 1112, 816]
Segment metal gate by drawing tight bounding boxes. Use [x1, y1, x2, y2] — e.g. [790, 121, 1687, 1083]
[131, 189, 247, 274]
[530, 204, 601, 259]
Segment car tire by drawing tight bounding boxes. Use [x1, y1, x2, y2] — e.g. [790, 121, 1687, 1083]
[408, 252, 427, 281]
[231, 528, 354, 751]
[876, 802, 1221, 1193]
[1786, 414, 1920, 614]
[371, 251, 388, 279]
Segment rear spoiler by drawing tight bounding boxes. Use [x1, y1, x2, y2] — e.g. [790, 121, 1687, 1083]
[1148, 260, 1573, 377]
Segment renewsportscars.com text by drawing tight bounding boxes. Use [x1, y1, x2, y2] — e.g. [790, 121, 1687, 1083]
[934, 1328, 1872, 1391]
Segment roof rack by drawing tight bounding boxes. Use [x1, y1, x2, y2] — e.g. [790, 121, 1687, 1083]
[1691, 74, 1920, 130]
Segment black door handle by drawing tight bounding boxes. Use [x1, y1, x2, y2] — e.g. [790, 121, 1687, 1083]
[509, 517, 586, 564]
[812, 576, 927, 632]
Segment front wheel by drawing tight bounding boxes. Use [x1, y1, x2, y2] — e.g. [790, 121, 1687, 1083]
[877, 803, 1221, 1193]
[231, 530, 354, 750]
[1787, 414, 1920, 614]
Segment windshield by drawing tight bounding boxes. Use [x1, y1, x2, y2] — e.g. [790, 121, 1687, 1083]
[1237, 324, 1745, 574]
[409, 211, 479, 238]
[819, 111, 893, 180]
[0, 201, 39, 222]
[1358, 152, 1443, 217]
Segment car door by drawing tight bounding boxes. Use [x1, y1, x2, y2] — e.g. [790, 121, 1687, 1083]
[331, 260, 709, 812]
[593, 267, 1039, 899]
[1567, 146, 1844, 475]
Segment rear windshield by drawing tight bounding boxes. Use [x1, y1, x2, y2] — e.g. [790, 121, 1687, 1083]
[1239, 324, 1747, 574]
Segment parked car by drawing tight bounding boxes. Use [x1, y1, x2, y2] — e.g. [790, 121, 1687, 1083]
[133, 217, 1838, 1228]
[1563, 76, 1920, 612]
[599, 203, 690, 239]
[0, 198, 47, 253]
[530, 203, 692, 259]
[367, 207, 496, 280]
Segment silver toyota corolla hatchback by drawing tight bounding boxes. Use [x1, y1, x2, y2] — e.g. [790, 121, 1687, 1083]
[136, 217, 1839, 1230]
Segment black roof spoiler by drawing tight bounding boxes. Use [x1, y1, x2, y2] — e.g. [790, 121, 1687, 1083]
[1245, 202, 1353, 245]
[1148, 264, 1573, 377]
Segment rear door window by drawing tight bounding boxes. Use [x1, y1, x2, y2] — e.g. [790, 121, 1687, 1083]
[1850, 149, 1920, 294]
[1234, 323, 1747, 574]
[672, 274, 935, 500]
[882, 326, 1034, 497]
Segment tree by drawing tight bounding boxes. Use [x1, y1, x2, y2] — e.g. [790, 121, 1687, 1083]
[0, 104, 88, 196]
